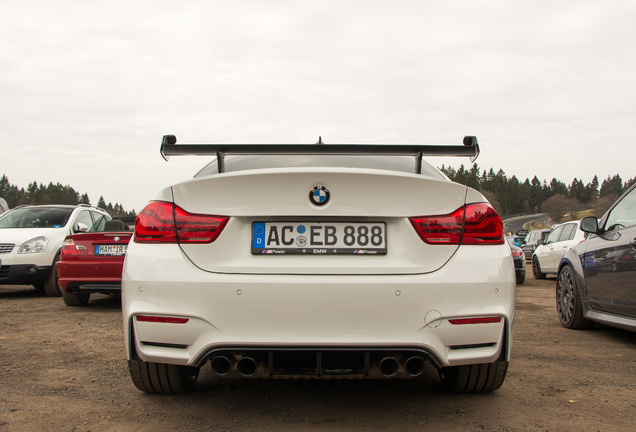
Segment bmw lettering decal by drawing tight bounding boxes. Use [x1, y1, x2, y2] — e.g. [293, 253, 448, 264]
[309, 185, 330, 206]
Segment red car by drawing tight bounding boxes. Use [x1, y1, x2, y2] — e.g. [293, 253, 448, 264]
[56, 218, 133, 306]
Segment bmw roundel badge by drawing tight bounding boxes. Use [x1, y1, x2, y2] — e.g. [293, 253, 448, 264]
[309, 185, 330, 206]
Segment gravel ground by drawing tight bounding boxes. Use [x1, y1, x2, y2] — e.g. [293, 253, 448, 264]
[1, 264, 635, 431]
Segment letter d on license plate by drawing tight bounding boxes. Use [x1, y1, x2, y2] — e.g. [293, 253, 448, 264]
[251, 221, 387, 255]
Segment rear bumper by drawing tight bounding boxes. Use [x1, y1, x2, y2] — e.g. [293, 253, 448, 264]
[56, 260, 123, 292]
[122, 244, 516, 372]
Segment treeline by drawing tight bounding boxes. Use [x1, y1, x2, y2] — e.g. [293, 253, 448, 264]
[0, 174, 135, 217]
[440, 164, 635, 220]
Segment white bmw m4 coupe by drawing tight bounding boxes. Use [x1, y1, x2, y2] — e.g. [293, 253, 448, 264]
[122, 135, 515, 394]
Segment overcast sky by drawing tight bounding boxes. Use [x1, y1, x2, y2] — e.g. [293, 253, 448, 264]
[1, 0, 635, 212]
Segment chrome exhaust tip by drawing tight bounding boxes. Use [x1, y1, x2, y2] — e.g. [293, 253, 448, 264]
[378, 356, 399, 377]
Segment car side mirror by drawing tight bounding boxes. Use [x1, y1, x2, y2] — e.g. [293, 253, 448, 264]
[580, 216, 599, 234]
[74, 222, 89, 233]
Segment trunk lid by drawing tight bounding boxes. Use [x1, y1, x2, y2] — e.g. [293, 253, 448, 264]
[67, 232, 132, 260]
[171, 167, 469, 275]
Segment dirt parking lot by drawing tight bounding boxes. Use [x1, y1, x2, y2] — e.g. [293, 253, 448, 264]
[1, 264, 635, 432]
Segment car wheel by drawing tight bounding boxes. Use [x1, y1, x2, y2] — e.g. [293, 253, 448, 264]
[556, 264, 593, 329]
[128, 354, 199, 394]
[532, 256, 546, 279]
[516, 272, 525, 285]
[439, 361, 508, 393]
[43, 254, 62, 297]
[62, 290, 90, 306]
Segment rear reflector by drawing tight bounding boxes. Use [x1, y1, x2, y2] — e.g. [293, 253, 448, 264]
[136, 315, 189, 324]
[449, 317, 502, 325]
[134, 201, 228, 244]
[409, 203, 504, 245]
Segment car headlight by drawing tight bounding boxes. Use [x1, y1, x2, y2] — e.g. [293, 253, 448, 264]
[18, 236, 48, 254]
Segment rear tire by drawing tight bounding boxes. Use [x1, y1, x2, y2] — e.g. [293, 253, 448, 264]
[128, 354, 199, 394]
[532, 256, 546, 279]
[440, 361, 508, 393]
[43, 255, 62, 297]
[556, 264, 593, 329]
[516, 272, 525, 285]
[62, 290, 90, 306]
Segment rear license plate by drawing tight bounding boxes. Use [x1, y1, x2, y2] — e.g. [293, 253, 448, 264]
[95, 245, 127, 256]
[251, 222, 387, 255]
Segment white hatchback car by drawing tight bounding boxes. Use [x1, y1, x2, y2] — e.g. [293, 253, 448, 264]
[531, 220, 589, 279]
[122, 135, 516, 394]
[0, 204, 111, 296]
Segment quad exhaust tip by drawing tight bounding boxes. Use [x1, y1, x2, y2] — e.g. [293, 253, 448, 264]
[378, 357, 400, 377]
[210, 356, 233, 376]
[211, 355, 258, 377]
[210, 351, 428, 378]
[404, 356, 426, 377]
[236, 356, 258, 377]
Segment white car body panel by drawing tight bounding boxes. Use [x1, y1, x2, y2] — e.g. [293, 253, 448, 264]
[123, 243, 515, 367]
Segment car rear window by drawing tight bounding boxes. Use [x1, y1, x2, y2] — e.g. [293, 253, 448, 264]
[194, 155, 446, 179]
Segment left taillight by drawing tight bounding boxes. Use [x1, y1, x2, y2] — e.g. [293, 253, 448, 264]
[134, 201, 229, 244]
[60, 239, 79, 259]
[409, 203, 504, 245]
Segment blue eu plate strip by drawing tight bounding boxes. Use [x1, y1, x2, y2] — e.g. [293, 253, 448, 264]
[252, 222, 266, 249]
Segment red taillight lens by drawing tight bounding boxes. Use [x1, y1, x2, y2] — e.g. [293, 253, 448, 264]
[174, 205, 228, 243]
[134, 201, 177, 243]
[134, 201, 228, 244]
[409, 208, 464, 244]
[510, 248, 523, 257]
[462, 203, 504, 244]
[60, 239, 78, 259]
[410, 203, 504, 245]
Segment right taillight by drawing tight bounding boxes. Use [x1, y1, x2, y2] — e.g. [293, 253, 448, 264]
[134, 201, 228, 244]
[410, 203, 503, 245]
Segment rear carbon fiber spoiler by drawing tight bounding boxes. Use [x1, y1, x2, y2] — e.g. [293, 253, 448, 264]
[160, 135, 480, 174]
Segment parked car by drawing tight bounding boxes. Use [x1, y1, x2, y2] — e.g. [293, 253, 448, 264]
[56, 218, 133, 306]
[556, 183, 636, 331]
[0, 204, 111, 296]
[510, 235, 526, 248]
[507, 238, 526, 284]
[532, 220, 588, 279]
[121, 135, 515, 394]
[522, 229, 552, 261]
